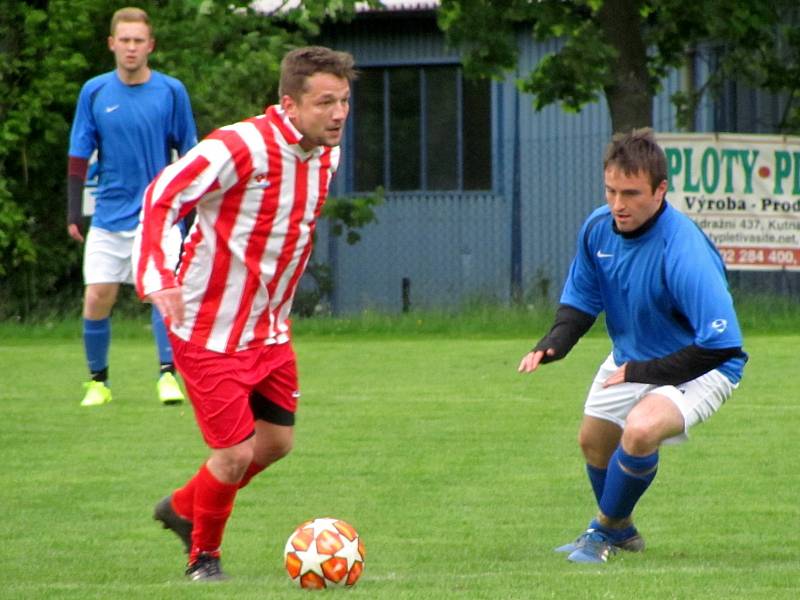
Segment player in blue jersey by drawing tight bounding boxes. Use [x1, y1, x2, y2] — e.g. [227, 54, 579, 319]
[518, 128, 747, 563]
[67, 7, 197, 407]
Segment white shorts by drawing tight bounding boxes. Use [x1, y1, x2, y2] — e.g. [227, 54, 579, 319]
[83, 226, 182, 285]
[584, 353, 737, 444]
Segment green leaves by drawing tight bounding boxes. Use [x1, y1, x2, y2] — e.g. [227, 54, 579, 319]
[0, 0, 371, 317]
[438, 0, 519, 78]
[522, 18, 615, 112]
[0, 179, 35, 278]
[439, 0, 797, 132]
[322, 188, 383, 245]
[0, 0, 89, 289]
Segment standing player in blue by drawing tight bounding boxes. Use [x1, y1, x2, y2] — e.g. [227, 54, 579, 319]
[518, 129, 747, 563]
[67, 7, 197, 407]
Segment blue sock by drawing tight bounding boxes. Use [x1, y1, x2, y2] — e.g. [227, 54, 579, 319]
[586, 464, 607, 504]
[151, 306, 174, 370]
[599, 445, 659, 521]
[83, 317, 110, 376]
[588, 518, 638, 542]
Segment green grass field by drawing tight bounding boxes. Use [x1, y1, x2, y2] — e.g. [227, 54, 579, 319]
[1, 318, 797, 599]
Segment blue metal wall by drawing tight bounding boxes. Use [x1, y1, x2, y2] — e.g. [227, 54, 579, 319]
[317, 192, 509, 312]
[318, 16, 691, 313]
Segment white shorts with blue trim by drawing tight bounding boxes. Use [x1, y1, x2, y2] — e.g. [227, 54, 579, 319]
[584, 353, 737, 444]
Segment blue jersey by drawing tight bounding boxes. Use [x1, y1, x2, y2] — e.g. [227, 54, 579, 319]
[561, 201, 746, 383]
[68, 70, 197, 232]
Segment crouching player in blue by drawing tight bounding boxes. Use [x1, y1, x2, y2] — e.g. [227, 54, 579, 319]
[518, 129, 747, 563]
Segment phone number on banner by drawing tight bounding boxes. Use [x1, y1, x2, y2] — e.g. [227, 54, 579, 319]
[717, 246, 800, 269]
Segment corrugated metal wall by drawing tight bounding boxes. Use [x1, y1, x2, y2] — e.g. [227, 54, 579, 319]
[317, 16, 694, 313]
[317, 193, 509, 312]
[514, 36, 684, 303]
[319, 16, 511, 312]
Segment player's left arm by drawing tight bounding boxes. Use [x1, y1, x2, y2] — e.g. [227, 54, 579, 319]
[618, 234, 745, 386]
[619, 344, 744, 386]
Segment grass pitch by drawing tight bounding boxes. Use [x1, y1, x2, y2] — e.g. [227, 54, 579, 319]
[0, 324, 797, 599]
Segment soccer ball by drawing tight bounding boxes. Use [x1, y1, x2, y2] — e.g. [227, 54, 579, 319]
[284, 517, 365, 589]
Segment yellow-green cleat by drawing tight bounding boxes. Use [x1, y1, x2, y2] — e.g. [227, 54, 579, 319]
[81, 381, 112, 407]
[157, 372, 185, 405]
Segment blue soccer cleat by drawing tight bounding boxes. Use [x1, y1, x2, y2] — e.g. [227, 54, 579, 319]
[555, 534, 585, 554]
[556, 527, 645, 554]
[565, 529, 618, 563]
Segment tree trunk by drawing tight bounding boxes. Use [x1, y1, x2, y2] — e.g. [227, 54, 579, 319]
[596, 0, 653, 133]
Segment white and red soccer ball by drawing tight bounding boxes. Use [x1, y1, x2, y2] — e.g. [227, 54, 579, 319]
[284, 517, 365, 589]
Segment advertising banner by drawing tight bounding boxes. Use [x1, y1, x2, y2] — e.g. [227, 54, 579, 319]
[657, 133, 800, 270]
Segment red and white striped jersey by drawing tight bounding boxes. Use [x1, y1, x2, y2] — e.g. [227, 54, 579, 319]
[133, 105, 340, 353]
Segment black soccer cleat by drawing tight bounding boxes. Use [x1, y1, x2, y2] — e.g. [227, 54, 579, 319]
[185, 552, 228, 582]
[615, 531, 645, 552]
[153, 495, 192, 553]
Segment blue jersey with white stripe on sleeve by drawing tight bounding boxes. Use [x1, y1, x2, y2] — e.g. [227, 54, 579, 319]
[68, 70, 197, 232]
[560, 201, 746, 384]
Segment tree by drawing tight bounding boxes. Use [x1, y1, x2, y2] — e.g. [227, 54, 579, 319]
[438, 0, 799, 134]
[0, 0, 94, 317]
[0, 0, 376, 319]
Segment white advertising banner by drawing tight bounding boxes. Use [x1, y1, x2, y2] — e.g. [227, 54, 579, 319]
[657, 132, 800, 270]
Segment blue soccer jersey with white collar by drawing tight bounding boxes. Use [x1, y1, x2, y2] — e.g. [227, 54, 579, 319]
[561, 201, 745, 383]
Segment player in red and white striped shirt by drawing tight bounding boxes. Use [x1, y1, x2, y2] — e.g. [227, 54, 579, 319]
[134, 46, 355, 582]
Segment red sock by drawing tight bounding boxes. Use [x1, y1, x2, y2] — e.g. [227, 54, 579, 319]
[190, 463, 239, 561]
[171, 471, 200, 521]
[174, 461, 264, 522]
[237, 461, 266, 489]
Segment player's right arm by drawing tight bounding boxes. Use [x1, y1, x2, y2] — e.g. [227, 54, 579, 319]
[133, 133, 233, 302]
[147, 287, 185, 327]
[517, 349, 552, 373]
[520, 212, 603, 374]
[67, 156, 89, 242]
[518, 304, 596, 373]
[67, 79, 99, 243]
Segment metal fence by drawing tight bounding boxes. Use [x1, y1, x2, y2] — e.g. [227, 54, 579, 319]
[310, 14, 799, 315]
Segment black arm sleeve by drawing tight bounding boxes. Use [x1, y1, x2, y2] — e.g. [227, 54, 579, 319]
[625, 345, 745, 386]
[532, 304, 596, 364]
[67, 174, 84, 227]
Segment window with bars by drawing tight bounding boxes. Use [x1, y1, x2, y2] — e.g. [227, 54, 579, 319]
[350, 65, 492, 192]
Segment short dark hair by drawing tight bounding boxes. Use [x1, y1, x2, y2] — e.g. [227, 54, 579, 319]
[603, 128, 667, 191]
[110, 7, 152, 37]
[279, 46, 356, 100]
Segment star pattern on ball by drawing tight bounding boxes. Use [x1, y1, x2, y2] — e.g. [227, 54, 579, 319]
[338, 529, 363, 569]
[284, 517, 365, 589]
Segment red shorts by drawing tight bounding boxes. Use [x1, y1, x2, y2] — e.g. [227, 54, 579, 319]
[170, 334, 299, 449]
